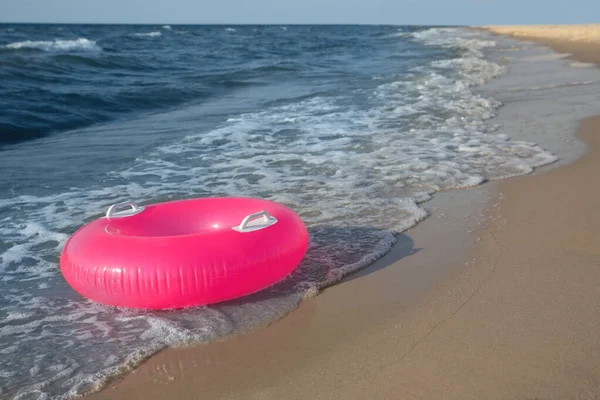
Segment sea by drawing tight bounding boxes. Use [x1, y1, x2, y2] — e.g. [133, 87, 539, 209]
[0, 24, 591, 399]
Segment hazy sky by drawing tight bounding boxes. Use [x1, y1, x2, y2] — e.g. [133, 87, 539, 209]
[1, 0, 598, 25]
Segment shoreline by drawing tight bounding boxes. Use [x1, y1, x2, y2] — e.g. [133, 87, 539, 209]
[88, 27, 600, 399]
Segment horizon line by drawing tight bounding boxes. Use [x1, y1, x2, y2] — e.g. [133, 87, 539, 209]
[0, 21, 463, 26]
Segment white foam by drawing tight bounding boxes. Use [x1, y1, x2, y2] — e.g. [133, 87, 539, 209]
[162, 25, 172, 30]
[4, 38, 101, 52]
[225, 27, 237, 32]
[387, 31, 410, 38]
[133, 32, 162, 38]
[570, 61, 596, 68]
[4, 311, 36, 321]
[0, 345, 18, 354]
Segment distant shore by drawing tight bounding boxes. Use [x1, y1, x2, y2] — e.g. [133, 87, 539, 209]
[87, 25, 600, 400]
[483, 24, 600, 42]
[482, 24, 600, 64]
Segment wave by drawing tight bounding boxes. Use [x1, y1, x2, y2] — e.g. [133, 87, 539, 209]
[410, 28, 505, 85]
[133, 31, 162, 38]
[162, 25, 172, 30]
[386, 31, 411, 38]
[3, 38, 101, 52]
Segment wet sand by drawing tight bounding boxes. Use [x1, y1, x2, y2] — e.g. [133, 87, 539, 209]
[89, 28, 600, 400]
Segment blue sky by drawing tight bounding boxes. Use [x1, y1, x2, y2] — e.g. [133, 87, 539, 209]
[1, 0, 598, 25]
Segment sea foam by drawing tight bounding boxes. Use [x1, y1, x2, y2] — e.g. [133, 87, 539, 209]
[4, 38, 101, 52]
[133, 32, 162, 38]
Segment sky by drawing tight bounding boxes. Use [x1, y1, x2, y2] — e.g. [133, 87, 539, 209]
[0, 0, 599, 25]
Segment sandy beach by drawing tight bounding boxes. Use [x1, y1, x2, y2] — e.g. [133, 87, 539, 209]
[483, 25, 600, 65]
[87, 26, 600, 400]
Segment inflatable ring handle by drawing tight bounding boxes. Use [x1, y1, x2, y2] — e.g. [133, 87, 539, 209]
[232, 210, 278, 233]
[105, 201, 145, 219]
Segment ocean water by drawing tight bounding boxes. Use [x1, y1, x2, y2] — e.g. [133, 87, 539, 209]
[0, 24, 560, 399]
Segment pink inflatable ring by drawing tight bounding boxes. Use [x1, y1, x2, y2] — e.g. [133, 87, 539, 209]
[60, 197, 309, 310]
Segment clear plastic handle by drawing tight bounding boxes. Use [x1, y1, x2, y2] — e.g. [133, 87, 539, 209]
[105, 201, 145, 219]
[232, 210, 278, 233]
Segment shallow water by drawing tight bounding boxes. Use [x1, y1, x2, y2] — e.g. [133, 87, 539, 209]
[0, 25, 564, 399]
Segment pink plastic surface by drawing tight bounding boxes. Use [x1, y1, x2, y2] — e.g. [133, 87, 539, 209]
[60, 197, 309, 309]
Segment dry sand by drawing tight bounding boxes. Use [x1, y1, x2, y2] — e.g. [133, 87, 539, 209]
[88, 28, 600, 400]
[484, 25, 600, 43]
[484, 25, 600, 65]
